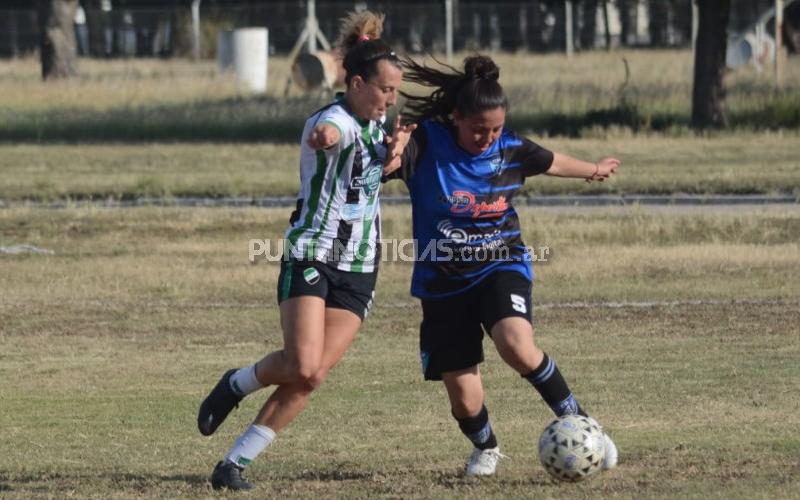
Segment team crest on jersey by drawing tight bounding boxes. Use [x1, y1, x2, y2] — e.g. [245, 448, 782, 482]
[350, 160, 383, 196]
[484, 154, 503, 174]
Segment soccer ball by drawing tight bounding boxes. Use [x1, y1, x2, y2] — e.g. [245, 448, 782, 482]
[538, 414, 605, 482]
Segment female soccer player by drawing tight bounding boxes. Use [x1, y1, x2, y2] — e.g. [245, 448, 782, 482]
[384, 55, 620, 476]
[196, 12, 412, 490]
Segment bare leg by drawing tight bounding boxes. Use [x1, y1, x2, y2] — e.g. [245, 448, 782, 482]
[490, 317, 544, 374]
[252, 296, 327, 387]
[441, 366, 485, 418]
[253, 307, 361, 431]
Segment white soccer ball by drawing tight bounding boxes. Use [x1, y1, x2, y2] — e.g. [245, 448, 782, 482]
[538, 414, 605, 482]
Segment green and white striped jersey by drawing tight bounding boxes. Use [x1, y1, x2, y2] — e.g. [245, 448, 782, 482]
[283, 98, 386, 273]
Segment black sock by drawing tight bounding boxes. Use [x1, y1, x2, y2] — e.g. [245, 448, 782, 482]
[523, 353, 587, 417]
[454, 405, 498, 450]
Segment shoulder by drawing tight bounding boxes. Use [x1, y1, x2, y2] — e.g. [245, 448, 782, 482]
[311, 102, 356, 136]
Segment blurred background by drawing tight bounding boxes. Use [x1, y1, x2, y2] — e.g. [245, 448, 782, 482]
[3, 0, 800, 59]
[1, 0, 798, 147]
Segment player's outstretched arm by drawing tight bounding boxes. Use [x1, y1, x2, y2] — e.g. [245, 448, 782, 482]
[547, 153, 621, 182]
[307, 123, 341, 150]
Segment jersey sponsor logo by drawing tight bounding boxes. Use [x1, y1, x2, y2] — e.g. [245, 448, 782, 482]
[350, 160, 383, 196]
[436, 220, 501, 245]
[447, 190, 509, 218]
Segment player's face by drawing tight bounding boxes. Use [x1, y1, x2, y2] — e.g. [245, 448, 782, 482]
[453, 107, 506, 155]
[350, 59, 403, 121]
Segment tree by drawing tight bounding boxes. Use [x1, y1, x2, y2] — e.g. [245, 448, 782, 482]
[691, 0, 731, 129]
[647, 0, 669, 47]
[579, 0, 599, 50]
[38, 0, 79, 80]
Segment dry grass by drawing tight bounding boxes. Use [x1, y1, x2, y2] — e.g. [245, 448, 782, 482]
[1, 133, 798, 201]
[1, 50, 798, 142]
[1, 206, 799, 497]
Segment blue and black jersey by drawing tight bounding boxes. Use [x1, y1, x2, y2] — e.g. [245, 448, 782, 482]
[389, 120, 553, 299]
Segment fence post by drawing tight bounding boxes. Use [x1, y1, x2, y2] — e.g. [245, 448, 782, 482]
[565, 0, 574, 57]
[445, 0, 453, 62]
[691, 0, 698, 53]
[775, 0, 783, 87]
[191, 0, 201, 61]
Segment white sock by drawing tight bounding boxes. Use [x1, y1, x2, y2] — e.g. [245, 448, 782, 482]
[224, 424, 276, 467]
[229, 364, 263, 396]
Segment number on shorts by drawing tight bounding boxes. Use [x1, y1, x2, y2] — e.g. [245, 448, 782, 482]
[510, 293, 527, 314]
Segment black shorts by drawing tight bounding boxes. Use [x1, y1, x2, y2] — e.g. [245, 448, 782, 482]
[276, 258, 377, 320]
[419, 271, 532, 381]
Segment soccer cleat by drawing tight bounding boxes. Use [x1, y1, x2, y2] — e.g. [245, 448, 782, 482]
[198, 369, 243, 436]
[601, 432, 618, 470]
[210, 460, 254, 491]
[465, 446, 507, 476]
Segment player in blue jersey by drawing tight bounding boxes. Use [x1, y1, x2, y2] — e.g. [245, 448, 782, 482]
[384, 55, 620, 476]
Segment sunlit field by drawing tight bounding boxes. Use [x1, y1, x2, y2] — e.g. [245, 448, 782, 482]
[1, 50, 799, 142]
[1, 206, 799, 497]
[1, 47, 799, 497]
[0, 133, 798, 202]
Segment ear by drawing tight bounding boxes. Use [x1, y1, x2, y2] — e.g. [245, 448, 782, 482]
[350, 75, 364, 92]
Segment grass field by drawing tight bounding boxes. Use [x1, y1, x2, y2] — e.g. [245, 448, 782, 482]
[1, 47, 799, 497]
[1, 133, 798, 201]
[1, 205, 799, 498]
[1, 50, 799, 142]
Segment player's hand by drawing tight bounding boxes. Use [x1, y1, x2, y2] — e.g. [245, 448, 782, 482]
[307, 123, 340, 150]
[587, 157, 621, 182]
[383, 114, 417, 176]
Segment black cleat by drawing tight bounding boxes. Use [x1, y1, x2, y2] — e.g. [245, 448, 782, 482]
[210, 460, 254, 491]
[198, 369, 243, 436]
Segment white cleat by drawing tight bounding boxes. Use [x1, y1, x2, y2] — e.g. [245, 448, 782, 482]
[465, 446, 507, 477]
[602, 432, 618, 470]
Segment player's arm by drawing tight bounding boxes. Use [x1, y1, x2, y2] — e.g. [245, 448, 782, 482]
[382, 123, 425, 183]
[547, 153, 620, 182]
[307, 122, 342, 150]
[383, 114, 418, 175]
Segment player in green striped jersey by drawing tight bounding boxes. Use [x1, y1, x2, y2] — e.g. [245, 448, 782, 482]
[197, 12, 414, 491]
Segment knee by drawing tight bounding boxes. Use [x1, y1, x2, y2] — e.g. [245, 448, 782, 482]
[449, 387, 485, 419]
[304, 369, 329, 391]
[452, 398, 484, 419]
[292, 369, 326, 392]
[286, 356, 322, 389]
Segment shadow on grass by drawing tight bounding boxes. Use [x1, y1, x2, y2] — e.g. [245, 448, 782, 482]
[3, 95, 798, 143]
[284, 469, 376, 481]
[0, 470, 208, 488]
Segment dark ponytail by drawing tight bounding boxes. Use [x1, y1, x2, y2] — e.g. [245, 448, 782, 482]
[336, 11, 401, 86]
[401, 55, 508, 123]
